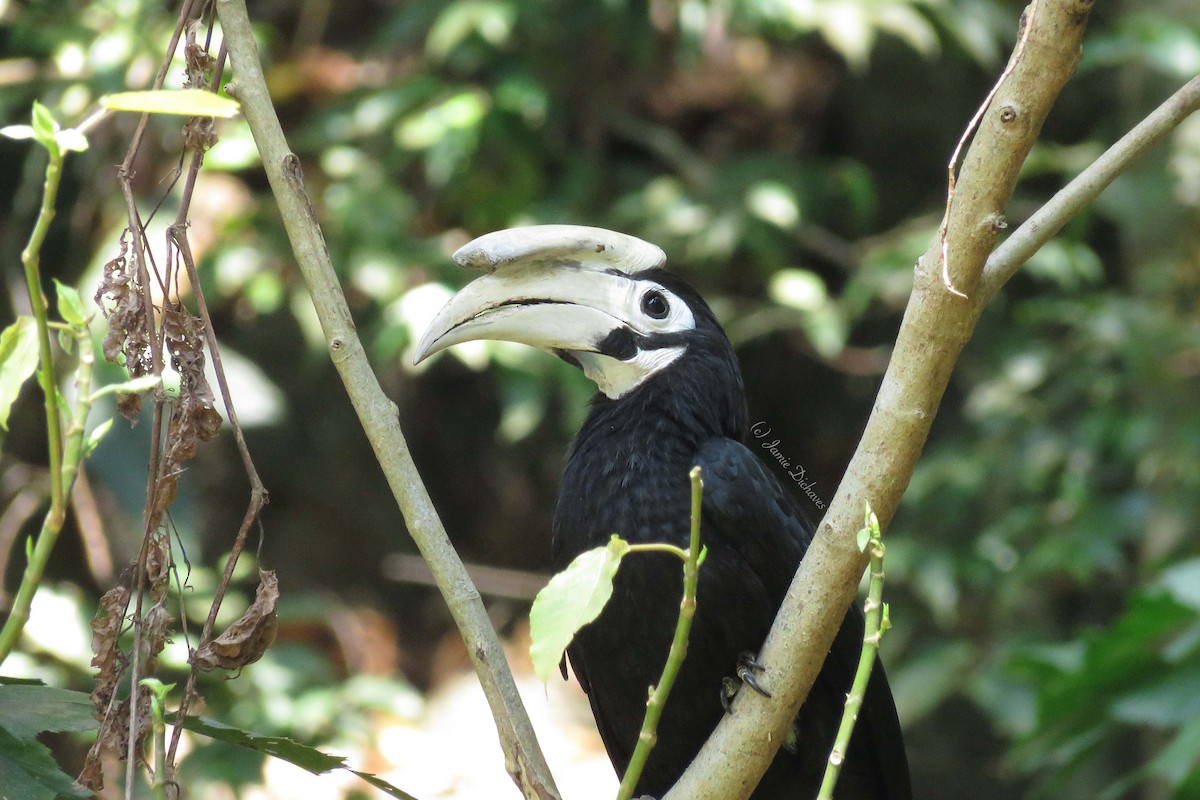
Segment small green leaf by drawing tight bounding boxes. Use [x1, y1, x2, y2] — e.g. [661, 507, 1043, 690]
[53, 380, 70, 423]
[101, 89, 240, 118]
[53, 128, 88, 153]
[856, 524, 871, 553]
[53, 279, 87, 326]
[0, 317, 41, 431]
[83, 418, 113, 458]
[56, 327, 74, 354]
[139, 678, 173, 719]
[92, 373, 162, 400]
[0, 125, 36, 140]
[31, 101, 57, 142]
[529, 535, 630, 683]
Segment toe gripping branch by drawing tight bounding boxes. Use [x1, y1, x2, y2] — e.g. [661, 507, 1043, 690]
[721, 651, 772, 712]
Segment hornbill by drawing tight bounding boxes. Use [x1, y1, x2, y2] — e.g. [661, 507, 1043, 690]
[414, 225, 911, 799]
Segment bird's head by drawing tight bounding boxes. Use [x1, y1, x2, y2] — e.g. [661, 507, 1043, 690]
[414, 225, 734, 402]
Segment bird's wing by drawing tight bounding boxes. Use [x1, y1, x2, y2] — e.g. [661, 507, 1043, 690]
[695, 437, 811, 604]
[695, 438, 912, 800]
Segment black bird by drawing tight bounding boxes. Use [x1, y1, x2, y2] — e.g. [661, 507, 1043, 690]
[415, 225, 911, 799]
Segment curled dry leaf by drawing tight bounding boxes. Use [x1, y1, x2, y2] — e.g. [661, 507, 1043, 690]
[141, 306, 222, 530]
[182, 20, 219, 153]
[81, 586, 138, 791]
[193, 570, 279, 672]
[93, 232, 153, 424]
[183, 19, 217, 90]
[145, 529, 172, 603]
[141, 601, 173, 675]
[161, 306, 222, 465]
[89, 586, 129, 714]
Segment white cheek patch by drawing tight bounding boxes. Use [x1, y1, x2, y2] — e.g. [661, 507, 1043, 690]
[575, 346, 687, 399]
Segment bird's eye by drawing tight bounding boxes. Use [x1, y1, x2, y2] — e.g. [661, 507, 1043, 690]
[641, 290, 670, 320]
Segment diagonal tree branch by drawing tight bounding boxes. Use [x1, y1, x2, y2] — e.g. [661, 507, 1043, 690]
[667, 0, 1098, 796]
[215, 1, 560, 798]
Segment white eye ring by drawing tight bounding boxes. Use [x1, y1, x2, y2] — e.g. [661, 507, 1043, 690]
[628, 282, 694, 334]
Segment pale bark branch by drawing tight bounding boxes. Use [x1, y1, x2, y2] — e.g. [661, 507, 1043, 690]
[667, 1, 1096, 796]
[215, 1, 560, 797]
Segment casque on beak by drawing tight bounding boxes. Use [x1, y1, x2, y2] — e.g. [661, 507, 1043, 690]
[412, 225, 667, 366]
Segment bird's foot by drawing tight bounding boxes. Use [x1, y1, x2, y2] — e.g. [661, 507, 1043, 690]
[720, 651, 772, 713]
[737, 651, 772, 698]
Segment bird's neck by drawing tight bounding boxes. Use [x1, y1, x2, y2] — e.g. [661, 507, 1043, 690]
[552, 355, 745, 563]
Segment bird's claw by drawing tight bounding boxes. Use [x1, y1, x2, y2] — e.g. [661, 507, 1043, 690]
[736, 651, 772, 698]
[720, 651, 772, 713]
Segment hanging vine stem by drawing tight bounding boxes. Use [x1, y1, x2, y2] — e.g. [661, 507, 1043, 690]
[92, 2, 271, 793]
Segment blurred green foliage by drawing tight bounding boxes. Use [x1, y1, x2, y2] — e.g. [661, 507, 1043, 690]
[1, 0, 1199, 797]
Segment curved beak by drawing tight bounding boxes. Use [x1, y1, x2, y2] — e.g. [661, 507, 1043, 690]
[412, 226, 665, 365]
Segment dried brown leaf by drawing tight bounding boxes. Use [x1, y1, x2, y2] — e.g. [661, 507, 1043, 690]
[142, 602, 173, 674]
[181, 22, 219, 154]
[145, 530, 172, 602]
[89, 586, 129, 714]
[93, 232, 153, 424]
[183, 19, 217, 90]
[193, 570, 279, 672]
[161, 306, 222, 469]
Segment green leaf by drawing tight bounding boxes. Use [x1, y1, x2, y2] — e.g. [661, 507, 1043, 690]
[56, 327, 73, 355]
[0, 724, 90, 800]
[83, 418, 113, 458]
[0, 685, 97, 739]
[101, 89, 240, 118]
[0, 125, 36, 140]
[53, 128, 88, 153]
[529, 535, 629, 683]
[856, 524, 871, 553]
[170, 715, 419, 800]
[91, 373, 162, 400]
[0, 317, 41, 431]
[31, 101, 57, 142]
[52, 279, 87, 326]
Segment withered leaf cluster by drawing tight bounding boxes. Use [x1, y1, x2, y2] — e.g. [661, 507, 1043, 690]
[155, 307, 223, 525]
[182, 19, 218, 153]
[78, 580, 172, 791]
[93, 233, 151, 423]
[94, 236, 224, 529]
[193, 570, 280, 672]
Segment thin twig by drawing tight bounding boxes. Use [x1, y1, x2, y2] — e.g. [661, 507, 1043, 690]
[215, 1, 560, 796]
[163, 229, 269, 771]
[981, 74, 1200, 302]
[19, 143, 65, 512]
[816, 505, 889, 800]
[617, 467, 705, 800]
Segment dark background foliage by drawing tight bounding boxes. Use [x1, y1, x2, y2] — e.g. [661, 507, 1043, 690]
[1, 0, 1198, 797]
